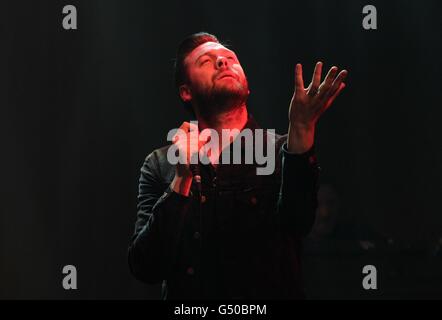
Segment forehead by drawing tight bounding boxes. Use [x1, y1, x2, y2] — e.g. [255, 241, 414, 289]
[185, 42, 236, 64]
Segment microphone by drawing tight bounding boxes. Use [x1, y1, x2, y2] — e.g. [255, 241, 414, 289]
[190, 164, 202, 195]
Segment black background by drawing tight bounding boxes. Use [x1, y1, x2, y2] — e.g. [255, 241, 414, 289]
[0, 0, 441, 299]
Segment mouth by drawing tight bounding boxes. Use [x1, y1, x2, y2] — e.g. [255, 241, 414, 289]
[216, 72, 238, 81]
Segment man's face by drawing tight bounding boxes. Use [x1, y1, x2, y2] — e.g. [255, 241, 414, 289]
[181, 42, 249, 115]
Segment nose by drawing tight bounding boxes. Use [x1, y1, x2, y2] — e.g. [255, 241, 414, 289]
[216, 56, 228, 69]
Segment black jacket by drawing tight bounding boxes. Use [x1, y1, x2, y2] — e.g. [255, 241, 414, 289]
[128, 116, 320, 299]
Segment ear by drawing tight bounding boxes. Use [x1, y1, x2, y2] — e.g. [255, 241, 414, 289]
[179, 84, 192, 103]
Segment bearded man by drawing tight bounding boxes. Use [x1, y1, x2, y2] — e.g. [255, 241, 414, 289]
[128, 32, 347, 299]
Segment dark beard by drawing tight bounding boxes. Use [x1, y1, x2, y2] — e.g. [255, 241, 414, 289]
[191, 80, 249, 119]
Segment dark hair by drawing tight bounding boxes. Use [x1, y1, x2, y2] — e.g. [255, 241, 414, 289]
[174, 32, 219, 88]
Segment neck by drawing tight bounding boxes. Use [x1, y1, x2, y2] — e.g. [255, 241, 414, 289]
[196, 104, 248, 134]
[195, 104, 248, 166]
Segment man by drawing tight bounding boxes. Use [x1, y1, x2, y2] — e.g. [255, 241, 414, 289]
[128, 32, 347, 299]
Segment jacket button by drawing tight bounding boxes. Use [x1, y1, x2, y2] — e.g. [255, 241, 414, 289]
[193, 232, 201, 240]
[186, 267, 195, 276]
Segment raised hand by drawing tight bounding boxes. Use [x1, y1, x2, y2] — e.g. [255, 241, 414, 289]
[288, 62, 348, 153]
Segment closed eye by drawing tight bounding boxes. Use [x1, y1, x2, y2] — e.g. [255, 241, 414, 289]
[200, 59, 211, 65]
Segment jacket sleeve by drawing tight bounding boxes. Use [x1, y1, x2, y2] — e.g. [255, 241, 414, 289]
[127, 151, 192, 284]
[277, 142, 320, 237]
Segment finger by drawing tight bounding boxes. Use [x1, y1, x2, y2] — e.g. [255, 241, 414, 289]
[198, 133, 211, 149]
[322, 82, 346, 112]
[308, 61, 323, 96]
[295, 63, 305, 92]
[176, 122, 192, 145]
[178, 121, 190, 132]
[198, 135, 212, 159]
[317, 66, 338, 99]
[178, 121, 199, 133]
[327, 70, 348, 99]
[172, 127, 187, 143]
[188, 122, 199, 132]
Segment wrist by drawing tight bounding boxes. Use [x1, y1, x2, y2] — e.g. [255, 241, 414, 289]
[287, 123, 315, 154]
[289, 121, 315, 133]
